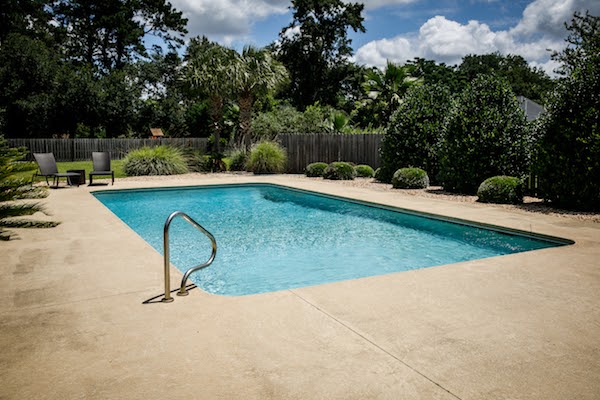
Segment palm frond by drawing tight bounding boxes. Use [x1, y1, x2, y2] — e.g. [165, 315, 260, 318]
[0, 219, 60, 229]
[0, 202, 47, 219]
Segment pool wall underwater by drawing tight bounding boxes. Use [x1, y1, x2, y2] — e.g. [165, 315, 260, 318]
[93, 183, 573, 296]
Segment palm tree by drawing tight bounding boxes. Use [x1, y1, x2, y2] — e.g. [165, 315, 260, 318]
[181, 37, 238, 153]
[361, 61, 422, 124]
[0, 135, 58, 240]
[234, 46, 288, 148]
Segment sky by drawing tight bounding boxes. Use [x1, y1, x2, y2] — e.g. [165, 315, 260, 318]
[166, 0, 600, 75]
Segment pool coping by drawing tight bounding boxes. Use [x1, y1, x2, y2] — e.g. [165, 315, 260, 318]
[2, 174, 599, 400]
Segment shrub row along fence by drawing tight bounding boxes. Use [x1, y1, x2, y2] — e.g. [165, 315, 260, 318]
[7, 138, 209, 162]
[277, 133, 383, 173]
[8, 135, 538, 194]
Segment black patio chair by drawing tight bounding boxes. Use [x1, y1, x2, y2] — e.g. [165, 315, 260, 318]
[32, 153, 81, 187]
[89, 152, 114, 185]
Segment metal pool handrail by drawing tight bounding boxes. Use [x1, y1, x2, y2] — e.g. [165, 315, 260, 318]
[162, 211, 217, 303]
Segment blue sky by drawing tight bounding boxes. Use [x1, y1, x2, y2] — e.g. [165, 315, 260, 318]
[166, 0, 599, 75]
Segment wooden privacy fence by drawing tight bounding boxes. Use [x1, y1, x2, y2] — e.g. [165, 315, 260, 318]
[7, 138, 209, 161]
[277, 133, 383, 173]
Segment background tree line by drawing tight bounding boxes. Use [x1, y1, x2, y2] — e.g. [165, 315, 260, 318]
[1, 0, 555, 142]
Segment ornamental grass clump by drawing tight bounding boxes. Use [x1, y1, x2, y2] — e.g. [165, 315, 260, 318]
[323, 162, 356, 180]
[392, 168, 429, 189]
[246, 141, 287, 174]
[355, 164, 375, 178]
[477, 176, 523, 204]
[227, 147, 248, 171]
[305, 162, 328, 177]
[123, 145, 189, 176]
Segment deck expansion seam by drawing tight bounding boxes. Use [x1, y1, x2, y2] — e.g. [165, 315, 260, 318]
[289, 289, 464, 400]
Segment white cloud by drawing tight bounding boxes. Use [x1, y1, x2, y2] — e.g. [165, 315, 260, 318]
[172, 0, 289, 38]
[354, 0, 599, 76]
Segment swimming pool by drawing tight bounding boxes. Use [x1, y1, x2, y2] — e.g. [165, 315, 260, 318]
[93, 184, 569, 296]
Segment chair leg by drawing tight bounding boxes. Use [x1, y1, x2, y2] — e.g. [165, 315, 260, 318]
[89, 174, 93, 186]
[112, 172, 114, 185]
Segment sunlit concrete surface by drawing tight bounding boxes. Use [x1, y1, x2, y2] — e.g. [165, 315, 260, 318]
[1, 174, 599, 400]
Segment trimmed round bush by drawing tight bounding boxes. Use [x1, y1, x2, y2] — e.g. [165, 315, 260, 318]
[123, 145, 188, 176]
[355, 164, 375, 178]
[374, 167, 383, 182]
[323, 162, 356, 180]
[246, 141, 287, 174]
[392, 168, 429, 189]
[305, 162, 328, 177]
[477, 176, 523, 204]
[227, 147, 248, 171]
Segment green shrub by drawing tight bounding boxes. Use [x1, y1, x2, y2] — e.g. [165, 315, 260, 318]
[438, 75, 531, 194]
[392, 168, 429, 189]
[534, 13, 600, 210]
[380, 84, 452, 183]
[227, 147, 248, 171]
[305, 162, 328, 177]
[323, 162, 356, 180]
[246, 141, 287, 174]
[355, 164, 375, 178]
[123, 145, 188, 176]
[374, 167, 383, 181]
[477, 176, 523, 204]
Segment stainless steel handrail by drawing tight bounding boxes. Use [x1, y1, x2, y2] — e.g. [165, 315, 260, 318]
[162, 211, 217, 303]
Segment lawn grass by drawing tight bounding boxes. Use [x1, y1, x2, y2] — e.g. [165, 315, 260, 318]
[13, 160, 126, 183]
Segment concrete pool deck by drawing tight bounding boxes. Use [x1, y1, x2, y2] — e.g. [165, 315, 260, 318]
[1, 174, 599, 399]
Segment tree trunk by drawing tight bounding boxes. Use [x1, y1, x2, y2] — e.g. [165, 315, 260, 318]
[238, 92, 253, 149]
[209, 95, 223, 153]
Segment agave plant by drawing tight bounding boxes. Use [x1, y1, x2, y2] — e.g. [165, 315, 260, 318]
[0, 135, 58, 240]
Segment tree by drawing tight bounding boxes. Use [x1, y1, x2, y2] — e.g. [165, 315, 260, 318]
[276, 0, 365, 109]
[53, 0, 188, 71]
[379, 84, 452, 183]
[0, 0, 53, 45]
[0, 135, 58, 240]
[182, 37, 239, 152]
[438, 75, 531, 194]
[0, 34, 60, 137]
[458, 53, 554, 104]
[235, 46, 288, 148]
[355, 61, 421, 127]
[407, 57, 464, 93]
[534, 12, 600, 210]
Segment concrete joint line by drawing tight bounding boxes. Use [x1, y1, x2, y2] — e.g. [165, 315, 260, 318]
[289, 289, 463, 400]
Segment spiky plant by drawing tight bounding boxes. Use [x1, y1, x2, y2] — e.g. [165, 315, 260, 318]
[0, 135, 58, 240]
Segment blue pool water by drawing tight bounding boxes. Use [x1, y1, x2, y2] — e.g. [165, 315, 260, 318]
[93, 184, 566, 296]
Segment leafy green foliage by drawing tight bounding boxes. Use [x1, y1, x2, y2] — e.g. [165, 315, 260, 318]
[182, 37, 239, 152]
[122, 145, 188, 176]
[0, 134, 58, 240]
[354, 164, 374, 178]
[236, 46, 288, 148]
[534, 12, 600, 210]
[355, 62, 422, 127]
[374, 167, 383, 182]
[477, 176, 523, 204]
[276, 0, 365, 109]
[458, 53, 554, 104]
[305, 162, 328, 177]
[438, 75, 531, 194]
[380, 83, 452, 184]
[323, 162, 356, 180]
[53, 0, 187, 71]
[246, 141, 287, 174]
[227, 147, 248, 171]
[392, 168, 429, 189]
